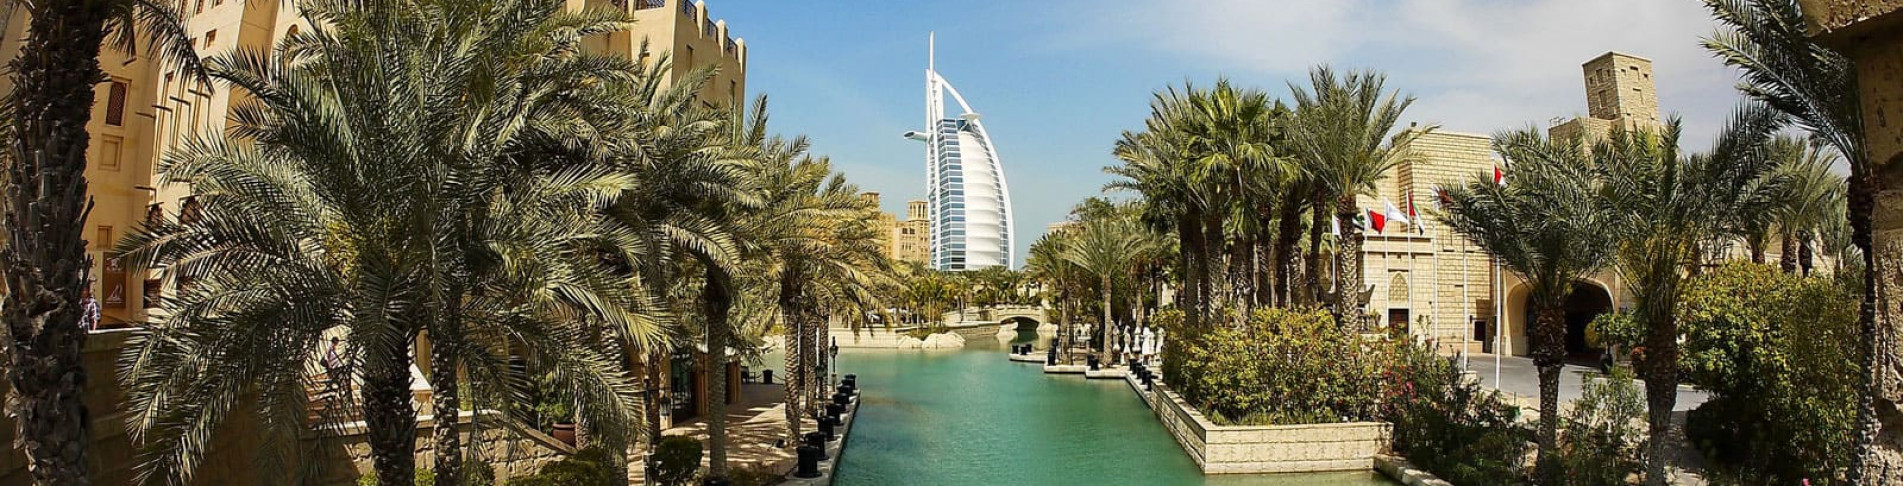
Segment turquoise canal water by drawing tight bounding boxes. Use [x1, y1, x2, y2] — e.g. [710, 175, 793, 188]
[816, 331, 1395, 486]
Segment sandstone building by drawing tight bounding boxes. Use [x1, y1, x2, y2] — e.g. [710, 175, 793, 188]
[1362, 51, 1672, 360]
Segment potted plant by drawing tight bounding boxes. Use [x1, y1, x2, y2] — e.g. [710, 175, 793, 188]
[534, 372, 578, 446]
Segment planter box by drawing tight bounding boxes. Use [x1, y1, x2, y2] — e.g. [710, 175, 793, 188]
[1150, 387, 1392, 474]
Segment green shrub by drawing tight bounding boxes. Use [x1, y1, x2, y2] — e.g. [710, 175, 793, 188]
[503, 446, 619, 486]
[726, 464, 782, 486]
[1585, 310, 1641, 352]
[1679, 263, 1855, 484]
[1174, 308, 1387, 424]
[652, 436, 703, 486]
[1557, 368, 1647, 486]
[1382, 342, 1532, 485]
[358, 469, 435, 486]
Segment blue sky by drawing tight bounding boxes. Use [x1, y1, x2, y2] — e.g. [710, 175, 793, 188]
[708, 0, 1747, 268]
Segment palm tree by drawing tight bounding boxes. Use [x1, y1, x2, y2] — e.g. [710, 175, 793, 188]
[1698, 2, 1893, 480]
[1764, 137, 1844, 276]
[1062, 215, 1143, 363]
[1438, 128, 1613, 485]
[1596, 106, 1786, 485]
[1285, 66, 1430, 324]
[0, 0, 200, 480]
[115, 0, 654, 484]
[733, 97, 895, 442]
[1025, 233, 1076, 361]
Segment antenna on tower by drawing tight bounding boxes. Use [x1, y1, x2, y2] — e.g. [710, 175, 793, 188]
[928, 31, 935, 74]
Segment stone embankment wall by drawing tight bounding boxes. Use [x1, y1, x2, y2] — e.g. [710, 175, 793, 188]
[1137, 380, 1392, 474]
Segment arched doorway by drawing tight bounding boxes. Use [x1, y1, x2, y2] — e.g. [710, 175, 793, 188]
[1516, 281, 1614, 363]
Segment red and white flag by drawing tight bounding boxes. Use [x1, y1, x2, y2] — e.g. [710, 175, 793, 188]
[1367, 208, 1387, 233]
[1494, 166, 1507, 187]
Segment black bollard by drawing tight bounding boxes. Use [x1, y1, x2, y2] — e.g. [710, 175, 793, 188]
[804, 431, 829, 461]
[844, 374, 857, 382]
[819, 415, 837, 441]
[825, 416, 843, 441]
[794, 445, 823, 478]
[826, 402, 845, 422]
[833, 391, 851, 405]
[1087, 354, 1100, 371]
[838, 383, 856, 396]
[1046, 347, 1057, 365]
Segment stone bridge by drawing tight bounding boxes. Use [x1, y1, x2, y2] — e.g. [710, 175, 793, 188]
[889, 305, 1052, 339]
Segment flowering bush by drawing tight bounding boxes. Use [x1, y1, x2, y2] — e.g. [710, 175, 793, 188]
[1383, 342, 1532, 485]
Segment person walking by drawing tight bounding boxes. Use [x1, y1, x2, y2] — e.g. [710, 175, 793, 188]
[78, 285, 100, 331]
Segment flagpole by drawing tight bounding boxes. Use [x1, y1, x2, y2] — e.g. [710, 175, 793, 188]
[1494, 258, 1503, 388]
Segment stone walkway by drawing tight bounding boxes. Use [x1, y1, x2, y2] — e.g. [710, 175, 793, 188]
[628, 382, 816, 484]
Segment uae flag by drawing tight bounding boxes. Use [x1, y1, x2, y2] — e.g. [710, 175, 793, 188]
[1367, 208, 1387, 233]
[1494, 166, 1507, 186]
[1407, 191, 1426, 235]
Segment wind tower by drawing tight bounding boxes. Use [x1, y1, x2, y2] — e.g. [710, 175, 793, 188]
[903, 32, 1016, 271]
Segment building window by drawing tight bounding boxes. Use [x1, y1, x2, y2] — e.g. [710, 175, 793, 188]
[683, 45, 694, 69]
[204, 30, 216, 48]
[288, 25, 299, 37]
[99, 136, 123, 171]
[195, 0, 204, 13]
[104, 79, 128, 126]
[95, 226, 112, 250]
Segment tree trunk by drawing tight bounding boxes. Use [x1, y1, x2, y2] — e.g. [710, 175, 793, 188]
[1635, 281, 1681, 486]
[1531, 300, 1567, 486]
[642, 350, 665, 457]
[0, 0, 115, 483]
[1798, 229, 1816, 277]
[1853, 156, 1903, 484]
[1101, 275, 1114, 364]
[430, 305, 464, 484]
[1781, 230, 1798, 273]
[1203, 211, 1229, 319]
[1305, 192, 1328, 307]
[1273, 200, 1305, 308]
[364, 330, 420, 486]
[778, 267, 805, 444]
[1333, 197, 1366, 329]
[700, 267, 734, 480]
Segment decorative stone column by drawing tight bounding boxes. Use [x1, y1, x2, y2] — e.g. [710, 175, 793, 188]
[1798, 1, 1903, 482]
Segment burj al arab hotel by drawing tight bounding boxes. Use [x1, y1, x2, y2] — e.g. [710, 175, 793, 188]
[903, 33, 1015, 271]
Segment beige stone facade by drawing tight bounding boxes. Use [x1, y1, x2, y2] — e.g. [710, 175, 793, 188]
[1549, 52, 1661, 145]
[869, 193, 930, 265]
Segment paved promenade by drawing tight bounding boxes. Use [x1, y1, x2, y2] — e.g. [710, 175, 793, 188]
[629, 382, 816, 484]
[1458, 353, 1708, 411]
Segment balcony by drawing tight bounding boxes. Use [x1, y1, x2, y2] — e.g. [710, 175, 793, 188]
[634, 0, 664, 10]
[679, 0, 694, 17]
[703, 18, 716, 38]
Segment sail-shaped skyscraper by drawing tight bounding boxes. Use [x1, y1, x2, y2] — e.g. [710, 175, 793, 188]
[903, 33, 1015, 271]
